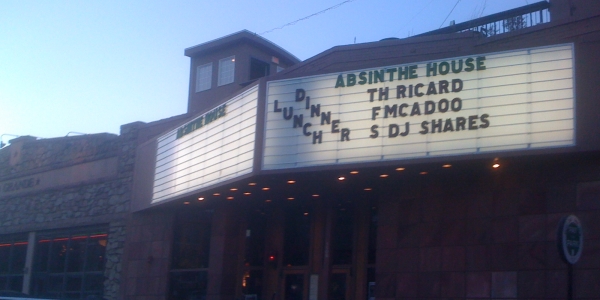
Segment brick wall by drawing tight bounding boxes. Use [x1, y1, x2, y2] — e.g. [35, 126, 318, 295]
[376, 155, 600, 299]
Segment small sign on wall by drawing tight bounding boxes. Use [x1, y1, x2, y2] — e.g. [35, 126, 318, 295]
[557, 214, 583, 264]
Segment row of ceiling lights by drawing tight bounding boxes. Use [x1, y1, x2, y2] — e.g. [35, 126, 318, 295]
[183, 159, 501, 205]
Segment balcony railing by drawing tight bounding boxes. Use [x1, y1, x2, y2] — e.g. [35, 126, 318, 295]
[416, 1, 551, 38]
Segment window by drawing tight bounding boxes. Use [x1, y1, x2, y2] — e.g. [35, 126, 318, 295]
[31, 226, 108, 300]
[195, 63, 212, 92]
[218, 56, 235, 86]
[0, 234, 28, 293]
[249, 58, 270, 81]
[169, 210, 212, 300]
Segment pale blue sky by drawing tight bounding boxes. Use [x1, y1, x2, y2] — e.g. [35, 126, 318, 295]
[1, 0, 534, 143]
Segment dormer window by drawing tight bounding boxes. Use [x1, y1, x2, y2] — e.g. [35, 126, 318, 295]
[195, 63, 212, 92]
[218, 56, 235, 86]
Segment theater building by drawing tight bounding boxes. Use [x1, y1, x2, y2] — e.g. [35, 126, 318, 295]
[123, 1, 600, 299]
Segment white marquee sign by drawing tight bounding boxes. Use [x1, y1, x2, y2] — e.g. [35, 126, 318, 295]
[152, 85, 258, 204]
[263, 44, 574, 170]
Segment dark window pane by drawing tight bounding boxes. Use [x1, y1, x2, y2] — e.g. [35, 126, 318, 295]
[8, 275, 23, 292]
[66, 237, 86, 272]
[242, 270, 263, 298]
[31, 274, 47, 295]
[64, 292, 81, 299]
[249, 58, 270, 81]
[65, 275, 82, 292]
[0, 276, 6, 290]
[329, 273, 347, 300]
[0, 244, 10, 274]
[83, 273, 104, 293]
[47, 275, 64, 293]
[283, 206, 310, 266]
[284, 274, 304, 300]
[169, 271, 208, 300]
[172, 211, 212, 270]
[10, 243, 27, 274]
[48, 238, 69, 272]
[34, 241, 50, 272]
[368, 206, 377, 265]
[85, 236, 107, 272]
[31, 226, 108, 300]
[245, 213, 266, 266]
[332, 206, 353, 265]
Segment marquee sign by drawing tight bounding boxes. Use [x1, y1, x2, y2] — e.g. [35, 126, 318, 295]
[151, 85, 258, 204]
[263, 44, 574, 170]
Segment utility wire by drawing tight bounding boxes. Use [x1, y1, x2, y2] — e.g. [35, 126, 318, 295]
[439, 0, 461, 28]
[259, 0, 356, 35]
[394, 0, 435, 37]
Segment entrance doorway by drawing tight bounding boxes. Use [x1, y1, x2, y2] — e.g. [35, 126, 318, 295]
[282, 270, 308, 300]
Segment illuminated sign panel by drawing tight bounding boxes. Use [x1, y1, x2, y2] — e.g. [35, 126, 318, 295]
[263, 44, 574, 170]
[152, 85, 258, 204]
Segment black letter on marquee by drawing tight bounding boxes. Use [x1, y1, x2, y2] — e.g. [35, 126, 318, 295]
[370, 125, 379, 138]
[388, 124, 399, 138]
[321, 112, 331, 125]
[310, 104, 321, 117]
[400, 122, 410, 136]
[293, 114, 303, 128]
[372, 107, 381, 120]
[456, 117, 466, 131]
[313, 131, 323, 144]
[341, 128, 350, 141]
[379, 87, 389, 100]
[468, 115, 478, 130]
[296, 89, 306, 102]
[431, 119, 442, 133]
[424, 101, 435, 115]
[452, 79, 463, 93]
[367, 88, 378, 102]
[480, 114, 490, 128]
[443, 118, 454, 132]
[283, 107, 293, 120]
[438, 99, 449, 113]
[332, 120, 340, 133]
[396, 85, 407, 98]
[420, 121, 429, 134]
[384, 105, 397, 118]
[451, 98, 462, 112]
[303, 123, 312, 136]
[274, 100, 282, 112]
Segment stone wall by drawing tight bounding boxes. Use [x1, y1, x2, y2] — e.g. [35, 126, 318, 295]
[0, 122, 145, 300]
[0, 133, 119, 177]
[105, 221, 127, 299]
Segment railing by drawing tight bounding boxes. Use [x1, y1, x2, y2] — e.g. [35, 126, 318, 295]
[416, 1, 551, 37]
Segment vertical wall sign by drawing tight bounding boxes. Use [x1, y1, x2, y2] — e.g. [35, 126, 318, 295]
[151, 85, 259, 204]
[558, 214, 584, 264]
[263, 44, 575, 170]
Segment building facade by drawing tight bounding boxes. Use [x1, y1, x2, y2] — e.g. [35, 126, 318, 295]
[0, 131, 132, 299]
[124, 1, 600, 300]
[3, 1, 600, 299]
